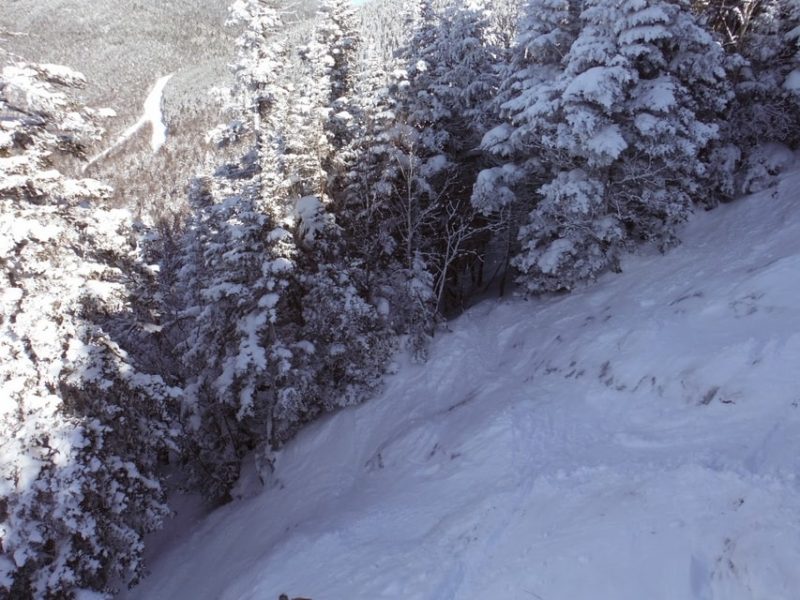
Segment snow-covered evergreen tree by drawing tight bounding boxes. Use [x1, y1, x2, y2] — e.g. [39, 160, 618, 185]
[424, 0, 509, 304]
[702, 0, 800, 195]
[482, 0, 731, 293]
[224, 0, 289, 151]
[177, 171, 297, 500]
[316, 0, 362, 156]
[172, 0, 299, 500]
[472, 0, 583, 287]
[476, 0, 583, 209]
[339, 0, 506, 327]
[175, 0, 395, 500]
[280, 211, 395, 434]
[0, 61, 180, 598]
[336, 66, 440, 350]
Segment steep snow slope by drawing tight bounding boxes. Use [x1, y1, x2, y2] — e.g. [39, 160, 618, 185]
[129, 168, 800, 600]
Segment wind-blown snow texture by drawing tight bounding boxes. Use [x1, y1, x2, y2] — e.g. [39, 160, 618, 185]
[130, 166, 800, 600]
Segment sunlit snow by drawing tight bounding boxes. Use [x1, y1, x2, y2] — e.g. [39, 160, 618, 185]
[84, 73, 173, 170]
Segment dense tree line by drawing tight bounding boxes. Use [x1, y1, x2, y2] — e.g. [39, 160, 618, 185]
[2, 0, 799, 595]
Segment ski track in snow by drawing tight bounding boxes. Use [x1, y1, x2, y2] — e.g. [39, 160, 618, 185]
[126, 168, 800, 600]
[85, 73, 173, 170]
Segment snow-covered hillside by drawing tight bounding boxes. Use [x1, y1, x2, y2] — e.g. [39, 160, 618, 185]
[129, 168, 800, 600]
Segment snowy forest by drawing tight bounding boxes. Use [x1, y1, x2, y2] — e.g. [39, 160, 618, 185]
[2, 0, 800, 596]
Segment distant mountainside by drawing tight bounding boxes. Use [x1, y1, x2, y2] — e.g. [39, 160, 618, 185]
[1, 0, 232, 114]
[0, 0, 319, 218]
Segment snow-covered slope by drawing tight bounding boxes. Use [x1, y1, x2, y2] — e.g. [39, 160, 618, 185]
[129, 168, 800, 600]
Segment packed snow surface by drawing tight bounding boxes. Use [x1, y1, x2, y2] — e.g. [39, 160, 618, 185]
[130, 168, 800, 600]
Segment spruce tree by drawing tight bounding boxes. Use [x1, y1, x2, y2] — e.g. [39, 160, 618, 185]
[176, 0, 395, 501]
[486, 0, 731, 293]
[707, 0, 800, 195]
[0, 61, 179, 598]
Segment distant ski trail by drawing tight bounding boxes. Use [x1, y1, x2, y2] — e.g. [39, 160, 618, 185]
[85, 73, 173, 170]
[145, 74, 173, 151]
